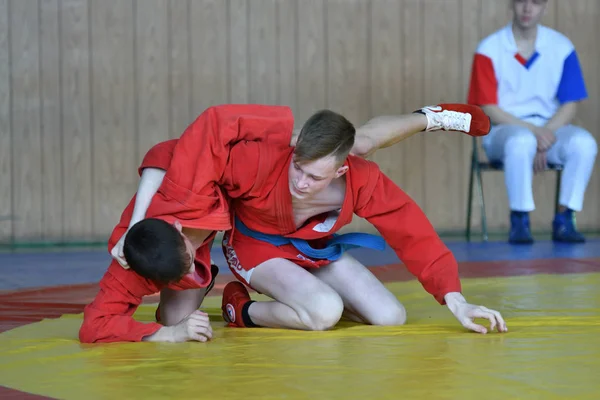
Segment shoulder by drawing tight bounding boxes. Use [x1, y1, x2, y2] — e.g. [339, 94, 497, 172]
[346, 155, 383, 193]
[138, 139, 178, 175]
[475, 27, 505, 57]
[144, 139, 178, 158]
[540, 25, 574, 48]
[346, 155, 406, 212]
[539, 25, 575, 57]
[103, 262, 158, 298]
[347, 155, 380, 176]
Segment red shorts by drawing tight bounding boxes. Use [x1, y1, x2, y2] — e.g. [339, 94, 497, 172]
[221, 230, 333, 288]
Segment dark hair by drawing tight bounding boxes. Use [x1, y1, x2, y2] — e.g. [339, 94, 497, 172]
[295, 109, 355, 166]
[123, 218, 191, 284]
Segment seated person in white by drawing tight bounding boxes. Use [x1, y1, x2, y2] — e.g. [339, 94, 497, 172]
[467, 0, 597, 244]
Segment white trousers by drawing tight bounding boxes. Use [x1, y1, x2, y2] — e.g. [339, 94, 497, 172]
[482, 124, 597, 212]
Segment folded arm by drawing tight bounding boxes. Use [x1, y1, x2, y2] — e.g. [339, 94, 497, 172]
[79, 270, 163, 343]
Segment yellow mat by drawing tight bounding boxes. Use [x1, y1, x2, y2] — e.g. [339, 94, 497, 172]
[1, 273, 599, 399]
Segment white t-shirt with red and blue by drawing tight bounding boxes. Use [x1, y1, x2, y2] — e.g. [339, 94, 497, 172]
[468, 24, 587, 127]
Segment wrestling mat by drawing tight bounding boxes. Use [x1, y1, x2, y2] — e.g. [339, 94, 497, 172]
[1, 272, 599, 399]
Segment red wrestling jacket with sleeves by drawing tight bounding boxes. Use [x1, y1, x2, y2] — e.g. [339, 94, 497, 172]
[79, 105, 294, 343]
[142, 104, 295, 232]
[79, 148, 215, 344]
[219, 141, 462, 305]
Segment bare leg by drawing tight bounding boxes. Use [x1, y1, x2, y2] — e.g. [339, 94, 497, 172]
[247, 258, 344, 331]
[311, 253, 406, 326]
[158, 287, 209, 326]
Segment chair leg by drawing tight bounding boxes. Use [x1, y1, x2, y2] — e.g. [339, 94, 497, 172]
[475, 166, 488, 242]
[554, 169, 562, 215]
[466, 160, 475, 242]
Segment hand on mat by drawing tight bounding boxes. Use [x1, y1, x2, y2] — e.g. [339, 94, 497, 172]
[444, 292, 507, 334]
[110, 233, 129, 269]
[534, 151, 547, 174]
[170, 311, 213, 343]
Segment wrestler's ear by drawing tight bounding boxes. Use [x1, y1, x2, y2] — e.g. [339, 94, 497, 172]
[335, 165, 349, 178]
[173, 220, 183, 233]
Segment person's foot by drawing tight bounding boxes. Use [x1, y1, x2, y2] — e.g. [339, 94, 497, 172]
[509, 211, 534, 244]
[415, 104, 491, 136]
[552, 209, 586, 243]
[222, 281, 254, 327]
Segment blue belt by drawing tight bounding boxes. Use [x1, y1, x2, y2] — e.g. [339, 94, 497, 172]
[234, 217, 386, 261]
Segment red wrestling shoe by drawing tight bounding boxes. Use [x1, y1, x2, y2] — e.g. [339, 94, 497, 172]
[415, 104, 491, 136]
[222, 281, 255, 327]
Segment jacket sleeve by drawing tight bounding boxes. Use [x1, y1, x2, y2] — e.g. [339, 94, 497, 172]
[354, 163, 461, 304]
[79, 265, 162, 343]
[467, 51, 498, 106]
[219, 141, 264, 199]
[137, 139, 178, 175]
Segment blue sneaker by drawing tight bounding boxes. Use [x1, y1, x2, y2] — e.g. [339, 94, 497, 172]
[509, 211, 534, 244]
[552, 209, 585, 243]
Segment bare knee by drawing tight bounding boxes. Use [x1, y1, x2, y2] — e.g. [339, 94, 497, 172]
[369, 302, 407, 326]
[297, 291, 344, 331]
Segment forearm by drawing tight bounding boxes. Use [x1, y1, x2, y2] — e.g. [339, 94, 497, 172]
[80, 309, 162, 343]
[482, 105, 536, 130]
[444, 292, 467, 314]
[356, 114, 427, 150]
[130, 167, 166, 227]
[544, 102, 577, 132]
